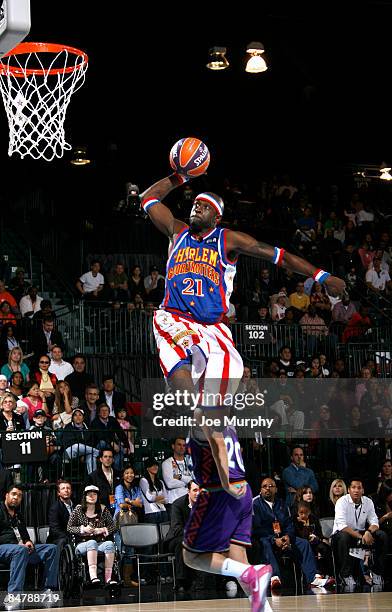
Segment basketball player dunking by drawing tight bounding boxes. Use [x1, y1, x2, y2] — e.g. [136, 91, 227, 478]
[141, 171, 345, 611]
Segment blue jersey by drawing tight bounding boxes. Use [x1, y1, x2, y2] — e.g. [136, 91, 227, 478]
[188, 426, 245, 487]
[162, 227, 237, 324]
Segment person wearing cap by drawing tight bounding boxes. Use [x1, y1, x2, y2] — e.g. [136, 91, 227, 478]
[29, 410, 57, 483]
[62, 409, 99, 475]
[271, 292, 288, 321]
[67, 485, 118, 586]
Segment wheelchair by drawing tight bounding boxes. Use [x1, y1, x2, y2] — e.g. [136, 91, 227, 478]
[59, 536, 122, 600]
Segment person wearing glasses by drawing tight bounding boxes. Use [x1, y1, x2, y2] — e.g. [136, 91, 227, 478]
[252, 477, 334, 592]
[31, 355, 58, 412]
[0, 393, 25, 477]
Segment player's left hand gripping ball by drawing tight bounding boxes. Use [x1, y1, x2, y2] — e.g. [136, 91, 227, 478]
[169, 137, 210, 177]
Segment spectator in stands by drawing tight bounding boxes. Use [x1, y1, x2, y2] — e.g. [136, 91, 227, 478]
[293, 486, 319, 516]
[270, 394, 305, 433]
[252, 477, 331, 592]
[144, 265, 165, 304]
[31, 354, 58, 409]
[299, 305, 329, 356]
[331, 293, 356, 325]
[29, 409, 57, 483]
[282, 446, 319, 506]
[0, 302, 17, 328]
[332, 478, 388, 590]
[67, 484, 118, 586]
[0, 485, 60, 604]
[107, 262, 129, 302]
[0, 393, 25, 433]
[337, 243, 361, 278]
[289, 281, 310, 316]
[293, 500, 333, 577]
[342, 304, 372, 343]
[52, 381, 79, 429]
[358, 239, 375, 271]
[85, 448, 121, 511]
[113, 465, 142, 587]
[0, 280, 18, 314]
[115, 407, 136, 455]
[18, 382, 47, 424]
[64, 354, 94, 401]
[47, 480, 74, 548]
[32, 318, 64, 360]
[49, 345, 73, 381]
[161, 437, 194, 513]
[255, 305, 272, 323]
[278, 346, 296, 377]
[98, 375, 126, 417]
[32, 299, 56, 328]
[63, 408, 100, 475]
[0, 374, 8, 400]
[374, 484, 392, 548]
[310, 282, 331, 322]
[271, 292, 287, 321]
[259, 268, 278, 305]
[366, 257, 392, 299]
[91, 403, 130, 470]
[19, 286, 43, 319]
[328, 479, 347, 513]
[80, 383, 100, 425]
[0, 325, 20, 365]
[0, 466, 12, 501]
[128, 265, 146, 302]
[139, 458, 168, 524]
[1, 347, 30, 383]
[164, 480, 201, 593]
[8, 372, 25, 400]
[9, 268, 30, 304]
[76, 260, 105, 300]
[376, 460, 392, 493]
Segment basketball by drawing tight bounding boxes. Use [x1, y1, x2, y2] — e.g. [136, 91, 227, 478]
[169, 137, 210, 177]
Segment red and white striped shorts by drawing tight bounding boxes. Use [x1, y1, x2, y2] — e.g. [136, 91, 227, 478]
[153, 309, 244, 398]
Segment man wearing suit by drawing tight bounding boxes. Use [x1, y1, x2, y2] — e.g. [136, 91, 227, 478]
[98, 375, 126, 417]
[32, 317, 65, 362]
[164, 480, 199, 593]
[47, 480, 74, 548]
[252, 477, 333, 591]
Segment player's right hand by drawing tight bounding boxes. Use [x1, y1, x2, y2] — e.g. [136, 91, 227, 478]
[225, 482, 247, 499]
[324, 275, 346, 297]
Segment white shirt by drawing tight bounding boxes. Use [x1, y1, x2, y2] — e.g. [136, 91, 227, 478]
[139, 477, 167, 514]
[333, 494, 379, 534]
[104, 392, 115, 416]
[19, 295, 43, 318]
[79, 271, 104, 293]
[356, 210, 374, 225]
[161, 456, 194, 504]
[49, 359, 74, 381]
[366, 268, 391, 290]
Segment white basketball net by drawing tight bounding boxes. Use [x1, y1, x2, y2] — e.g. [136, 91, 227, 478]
[0, 46, 88, 161]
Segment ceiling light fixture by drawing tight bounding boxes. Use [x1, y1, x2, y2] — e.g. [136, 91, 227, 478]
[70, 145, 91, 166]
[245, 41, 268, 74]
[206, 47, 229, 71]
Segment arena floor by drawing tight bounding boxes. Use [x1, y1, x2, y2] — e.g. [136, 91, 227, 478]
[28, 592, 392, 611]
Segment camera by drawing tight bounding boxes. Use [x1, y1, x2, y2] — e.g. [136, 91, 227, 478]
[113, 182, 142, 217]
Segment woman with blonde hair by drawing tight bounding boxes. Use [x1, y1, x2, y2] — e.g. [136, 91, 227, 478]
[52, 380, 79, 429]
[1, 346, 30, 383]
[329, 478, 347, 510]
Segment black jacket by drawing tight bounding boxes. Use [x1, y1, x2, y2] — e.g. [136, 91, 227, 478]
[65, 371, 95, 401]
[85, 467, 121, 509]
[164, 494, 191, 544]
[47, 499, 74, 543]
[31, 328, 64, 361]
[98, 390, 126, 414]
[90, 416, 129, 449]
[62, 422, 95, 449]
[0, 501, 30, 545]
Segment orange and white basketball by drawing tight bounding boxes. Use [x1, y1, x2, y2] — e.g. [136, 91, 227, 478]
[169, 137, 210, 177]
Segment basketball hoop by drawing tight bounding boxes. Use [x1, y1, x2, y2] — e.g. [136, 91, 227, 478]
[0, 42, 88, 161]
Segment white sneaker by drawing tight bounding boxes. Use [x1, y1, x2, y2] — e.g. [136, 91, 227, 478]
[4, 595, 20, 611]
[225, 580, 238, 598]
[341, 575, 356, 592]
[371, 573, 384, 589]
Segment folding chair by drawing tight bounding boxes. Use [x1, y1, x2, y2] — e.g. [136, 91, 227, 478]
[120, 524, 176, 600]
[37, 527, 50, 545]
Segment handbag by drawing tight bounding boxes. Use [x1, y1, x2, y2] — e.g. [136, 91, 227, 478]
[115, 506, 138, 529]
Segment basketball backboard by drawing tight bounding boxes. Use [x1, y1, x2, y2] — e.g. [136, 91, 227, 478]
[0, 0, 31, 59]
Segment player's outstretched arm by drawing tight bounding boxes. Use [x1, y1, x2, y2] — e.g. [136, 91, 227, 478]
[140, 174, 188, 239]
[226, 230, 346, 297]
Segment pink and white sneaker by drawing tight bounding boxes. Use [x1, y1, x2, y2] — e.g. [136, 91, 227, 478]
[240, 564, 272, 612]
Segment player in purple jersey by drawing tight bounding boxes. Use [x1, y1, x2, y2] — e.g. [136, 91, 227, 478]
[140, 170, 345, 611]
